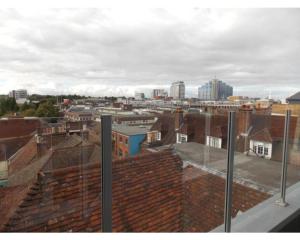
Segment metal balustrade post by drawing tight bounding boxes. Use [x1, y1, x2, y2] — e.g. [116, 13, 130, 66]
[101, 115, 112, 232]
[276, 110, 291, 207]
[224, 111, 236, 232]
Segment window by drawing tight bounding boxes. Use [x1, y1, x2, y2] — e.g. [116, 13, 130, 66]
[157, 132, 161, 141]
[206, 136, 221, 148]
[264, 147, 268, 156]
[181, 135, 187, 143]
[177, 133, 187, 143]
[118, 149, 123, 157]
[119, 136, 123, 142]
[258, 145, 263, 154]
[125, 138, 128, 145]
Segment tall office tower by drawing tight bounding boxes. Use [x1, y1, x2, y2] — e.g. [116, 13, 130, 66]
[170, 81, 185, 100]
[152, 89, 168, 99]
[134, 92, 145, 100]
[198, 79, 233, 101]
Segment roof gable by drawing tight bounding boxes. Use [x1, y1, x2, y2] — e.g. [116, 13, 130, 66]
[249, 128, 273, 142]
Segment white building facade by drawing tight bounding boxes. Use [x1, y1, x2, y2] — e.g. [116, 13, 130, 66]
[9, 89, 28, 100]
[249, 140, 272, 159]
[170, 81, 185, 100]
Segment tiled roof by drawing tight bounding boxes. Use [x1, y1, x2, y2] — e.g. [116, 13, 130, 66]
[51, 134, 84, 150]
[112, 124, 150, 136]
[249, 114, 298, 142]
[183, 165, 270, 232]
[2, 150, 183, 232]
[180, 113, 228, 143]
[0, 185, 30, 229]
[0, 135, 32, 161]
[1, 135, 101, 229]
[249, 128, 273, 142]
[43, 144, 98, 171]
[0, 118, 40, 139]
[1, 141, 277, 232]
[286, 91, 300, 100]
[114, 115, 156, 122]
[151, 113, 176, 145]
[8, 137, 37, 175]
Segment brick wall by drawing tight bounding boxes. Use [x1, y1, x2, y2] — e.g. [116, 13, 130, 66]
[0, 119, 40, 139]
[112, 132, 129, 159]
[0, 135, 32, 161]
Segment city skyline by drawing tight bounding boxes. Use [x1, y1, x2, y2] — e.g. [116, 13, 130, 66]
[0, 9, 300, 100]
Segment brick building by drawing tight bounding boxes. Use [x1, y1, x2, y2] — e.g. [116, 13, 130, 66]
[0, 118, 40, 139]
[0, 118, 41, 170]
[113, 115, 157, 126]
[65, 111, 93, 122]
[112, 125, 149, 159]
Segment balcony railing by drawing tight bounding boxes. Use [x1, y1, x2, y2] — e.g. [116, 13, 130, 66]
[0, 108, 300, 232]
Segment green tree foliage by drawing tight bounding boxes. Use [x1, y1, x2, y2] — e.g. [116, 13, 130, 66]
[20, 101, 31, 111]
[0, 97, 19, 116]
[21, 108, 36, 117]
[35, 101, 59, 118]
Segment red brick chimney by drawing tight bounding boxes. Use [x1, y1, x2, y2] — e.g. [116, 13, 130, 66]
[237, 105, 253, 135]
[175, 108, 184, 131]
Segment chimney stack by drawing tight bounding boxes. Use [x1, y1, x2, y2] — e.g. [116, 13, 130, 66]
[237, 105, 253, 136]
[175, 108, 184, 131]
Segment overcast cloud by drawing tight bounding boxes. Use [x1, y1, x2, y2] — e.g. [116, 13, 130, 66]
[0, 8, 300, 99]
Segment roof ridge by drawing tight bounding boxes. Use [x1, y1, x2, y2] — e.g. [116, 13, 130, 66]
[41, 149, 178, 176]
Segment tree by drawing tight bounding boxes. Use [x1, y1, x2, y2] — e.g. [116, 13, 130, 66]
[20, 102, 31, 112]
[35, 101, 59, 118]
[0, 97, 19, 116]
[22, 108, 36, 117]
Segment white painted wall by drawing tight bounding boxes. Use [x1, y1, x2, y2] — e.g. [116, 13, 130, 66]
[176, 133, 188, 143]
[206, 136, 222, 148]
[250, 140, 272, 159]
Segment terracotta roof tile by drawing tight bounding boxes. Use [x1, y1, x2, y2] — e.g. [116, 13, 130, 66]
[249, 115, 298, 142]
[151, 114, 176, 145]
[2, 150, 183, 232]
[180, 114, 228, 143]
[1, 140, 273, 232]
[183, 166, 270, 232]
[8, 137, 37, 175]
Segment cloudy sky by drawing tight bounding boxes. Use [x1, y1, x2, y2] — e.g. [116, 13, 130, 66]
[0, 8, 299, 99]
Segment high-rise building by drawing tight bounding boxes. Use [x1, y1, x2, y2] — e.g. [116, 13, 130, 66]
[198, 79, 233, 101]
[152, 89, 168, 99]
[134, 92, 145, 100]
[170, 81, 185, 100]
[9, 89, 28, 100]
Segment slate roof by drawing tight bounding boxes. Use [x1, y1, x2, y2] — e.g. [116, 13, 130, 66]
[112, 124, 150, 136]
[114, 115, 156, 122]
[286, 91, 300, 101]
